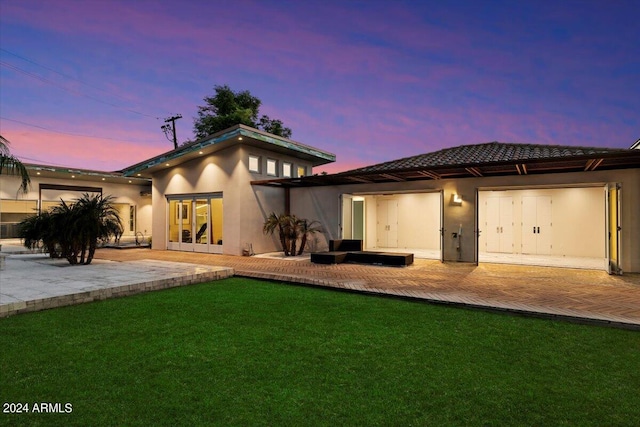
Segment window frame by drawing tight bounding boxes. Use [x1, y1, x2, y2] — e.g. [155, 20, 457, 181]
[266, 158, 278, 177]
[283, 162, 292, 178]
[249, 155, 260, 173]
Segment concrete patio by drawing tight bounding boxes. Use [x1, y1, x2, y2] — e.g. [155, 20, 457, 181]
[1, 246, 639, 329]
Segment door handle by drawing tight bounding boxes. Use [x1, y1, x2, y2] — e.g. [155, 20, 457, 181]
[533, 226, 536, 234]
[537, 227, 540, 233]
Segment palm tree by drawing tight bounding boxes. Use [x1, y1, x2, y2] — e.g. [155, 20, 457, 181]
[0, 135, 30, 194]
[263, 212, 322, 256]
[50, 200, 81, 264]
[20, 194, 122, 265]
[18, 210, 62, 258]
[263, 212, 292, 256]
[73, 193, 122, 264]
[295, 218, 322, 255]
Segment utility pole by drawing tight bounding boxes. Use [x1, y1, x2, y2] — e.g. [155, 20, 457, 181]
[161, 114, 182, 149]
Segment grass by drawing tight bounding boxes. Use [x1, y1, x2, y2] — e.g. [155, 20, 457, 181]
[1, 277, 639, 426]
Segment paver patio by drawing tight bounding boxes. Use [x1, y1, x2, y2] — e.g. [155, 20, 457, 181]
[0, 254, 233, 317]
[92, 248, 640, 329]
[2, 245, 638, 327]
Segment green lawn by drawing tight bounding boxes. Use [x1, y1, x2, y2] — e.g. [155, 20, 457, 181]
[1, 278, 639, 426]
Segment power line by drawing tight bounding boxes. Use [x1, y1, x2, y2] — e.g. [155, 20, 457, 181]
[16, 155, 93, 169]
[0, 59, 161, 119]
[0, 116, 160, 144]
[0, 48, 144, 108]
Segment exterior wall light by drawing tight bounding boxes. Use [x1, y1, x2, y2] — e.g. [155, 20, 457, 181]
[451, 193, 463, 206]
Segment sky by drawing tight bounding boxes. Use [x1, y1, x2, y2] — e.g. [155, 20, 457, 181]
[1, 0, 638, 174]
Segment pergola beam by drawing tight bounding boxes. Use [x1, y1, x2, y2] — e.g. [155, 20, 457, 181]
[585, 158, 604, 171]
[380, 173, 406, 181]
[346, 176, 373, 183]
[465, 167, 483, 177]
[417, 170, 441, 179]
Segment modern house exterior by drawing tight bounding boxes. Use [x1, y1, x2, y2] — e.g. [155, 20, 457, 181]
[2, 125, 639, 274]
[259, 142, 640, 274]
[119, 125, 335, 256]
[0, 164, 152, 243]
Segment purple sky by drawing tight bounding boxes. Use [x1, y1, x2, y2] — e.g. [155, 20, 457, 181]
[1, 0, 638, 174]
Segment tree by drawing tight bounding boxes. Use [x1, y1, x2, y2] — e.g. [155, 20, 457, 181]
[263, 212, 321, 256]
[193, 85, 292, 140]
[0, 135, 30, 194]
[72, 193, 122, 265]
[18, 194, 122, 265]
[18, 210, 62, 258]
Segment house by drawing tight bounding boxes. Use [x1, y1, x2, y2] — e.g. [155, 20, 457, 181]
[0, 164, 152, 243]
[2, 126, 639, 274]
[259, 142, 640, 274]
[119, 124, 335, 255]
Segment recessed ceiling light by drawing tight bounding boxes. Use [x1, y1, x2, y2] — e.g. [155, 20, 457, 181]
[166, 163, 170, 166]
[71, 175, 75, 178]
[128, 180, 132, 183]
[238, 137, 243, 141]
[102, 178, 106, 181]
[137, 173, 141, 176]
[199, 151, 203, 155]
[36, 172, 41, 175]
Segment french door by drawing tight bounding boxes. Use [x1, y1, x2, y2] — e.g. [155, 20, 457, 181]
[167, 194, 223, 253]
[521, 195, 552, 255]
[376, 198, 398, 248]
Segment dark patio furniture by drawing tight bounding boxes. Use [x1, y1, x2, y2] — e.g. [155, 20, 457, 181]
[312, 240, 414, 266]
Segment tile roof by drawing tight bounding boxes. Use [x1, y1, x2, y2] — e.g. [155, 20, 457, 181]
[342, 142, 632, 174]
[252, 141, 640, 188]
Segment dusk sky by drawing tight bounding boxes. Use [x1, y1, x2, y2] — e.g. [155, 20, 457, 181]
[1, 0, 638, 174]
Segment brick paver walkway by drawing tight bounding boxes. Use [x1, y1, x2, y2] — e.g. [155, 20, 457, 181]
[95, 249, 640, 328]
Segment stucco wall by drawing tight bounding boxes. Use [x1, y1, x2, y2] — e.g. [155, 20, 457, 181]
[291, 168, 640, 272]
[151, 144, 312, 255]
[0, 174, 151, 239]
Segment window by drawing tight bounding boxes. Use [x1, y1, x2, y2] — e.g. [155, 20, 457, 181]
[0, 199, 38, 238]
[297, 166, 307, 177]
[267, 159, 277, 176]
[249, 155, 260, 173]
[283, 162, 292, 178]
[129, 205, 136, 232]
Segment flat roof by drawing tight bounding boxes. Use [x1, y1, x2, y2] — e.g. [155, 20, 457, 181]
[24, 164, 151, 186]
[120, 124, 336, 178]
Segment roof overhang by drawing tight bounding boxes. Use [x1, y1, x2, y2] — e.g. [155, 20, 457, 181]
[252, 150, 640, 188]
[121, 124, 336, 178]
[25, 164, 151, 186]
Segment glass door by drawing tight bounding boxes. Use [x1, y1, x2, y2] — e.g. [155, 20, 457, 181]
[194, 199, 209, 253]
[168, 194, 223, 253]
[168, 199, 181, 250]
[210, 197, 223, 254]
[168, 199, 194, 251]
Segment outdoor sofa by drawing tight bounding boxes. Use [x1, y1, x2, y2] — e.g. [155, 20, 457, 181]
[311, 240, 414, 266]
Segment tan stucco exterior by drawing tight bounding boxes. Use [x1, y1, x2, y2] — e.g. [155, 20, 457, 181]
[291, 167, 640, 273]
[151, 144, 314, 255]
[0, 172, 152, 241]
